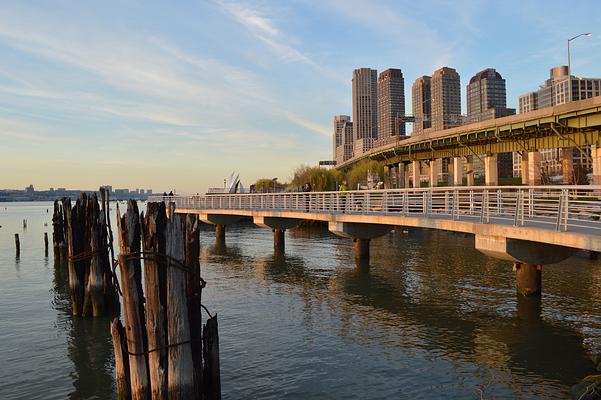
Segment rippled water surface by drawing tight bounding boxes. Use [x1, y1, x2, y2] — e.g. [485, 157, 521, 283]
[1, 201, 601, 399]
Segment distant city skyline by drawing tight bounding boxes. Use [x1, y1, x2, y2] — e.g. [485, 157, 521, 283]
[1, 1, 601, 192]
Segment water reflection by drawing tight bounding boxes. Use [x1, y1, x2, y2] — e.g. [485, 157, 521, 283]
[51, 259, 115, 399]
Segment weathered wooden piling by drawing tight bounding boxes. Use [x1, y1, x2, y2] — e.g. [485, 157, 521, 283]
[111, 318, 132, 400]
[110, 201, 220, 400]
[116, 201, 149, 400]
[185, 213, 202, 399]
[52, 199, 67, 261]
[60, 193, 119, 317]
[166, 206, 194, 400]
[44, 232, 49, 257]
[23, 219, 27, 229]
[15, 233, 20, 256]
[203, 314, 221, 400]
[142, 202, 168, 400]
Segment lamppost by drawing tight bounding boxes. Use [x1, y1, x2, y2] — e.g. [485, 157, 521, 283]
[567, 32, 592, 102]
[272, 177, 277, 193]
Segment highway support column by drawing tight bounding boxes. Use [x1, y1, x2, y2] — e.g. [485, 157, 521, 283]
[528, 151, 542, 185]
[592, 145, 601, 185]
[412, 161, 420, 188]
[453, 157, 462, 186]
[465, 156, 475, 186]
[520, 152, 528, 185]
[562, 148, 574, 184]
[383, 165, 390, 189]
[397, 162, 406, 189]
[429, 159, 438, 187]
[514, 263, 542, 296]
[485, 154, 498, 186]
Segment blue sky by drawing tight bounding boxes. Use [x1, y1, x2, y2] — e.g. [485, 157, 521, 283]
[1, 0, 600, 193]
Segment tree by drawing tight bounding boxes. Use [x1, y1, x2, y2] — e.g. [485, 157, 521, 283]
[290, 165, 342, 191]
[252, 178, 286, 193]
[345, 160, 383, 190]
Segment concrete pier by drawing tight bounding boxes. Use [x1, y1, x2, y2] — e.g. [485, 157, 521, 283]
[274, 229, 285, 253]
[215, 224, 225, 246]
[354, 238, 370, 260]
[514, 263, 542, 296]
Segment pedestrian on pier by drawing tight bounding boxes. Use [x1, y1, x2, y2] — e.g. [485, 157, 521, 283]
[303, 182, 312, 212]
[338, 180, 348, 213]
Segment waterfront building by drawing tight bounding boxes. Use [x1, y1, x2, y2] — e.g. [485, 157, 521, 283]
[514, 66, 601, 179]
[411, 76, 432, 135]
[431, 67, 461, 132]
[333, 115, 354, 165]
[466, 68, 515, 178]
[352, 68, 378, 155]
[467, 68, 515, 123]
[377, 68, 405, 145]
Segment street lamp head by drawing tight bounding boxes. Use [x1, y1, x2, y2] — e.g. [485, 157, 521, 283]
[586, 32, 592, 36]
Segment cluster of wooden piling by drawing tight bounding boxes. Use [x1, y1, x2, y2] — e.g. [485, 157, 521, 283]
[111, 200, 220, 400]
[52, 189, 119, 317]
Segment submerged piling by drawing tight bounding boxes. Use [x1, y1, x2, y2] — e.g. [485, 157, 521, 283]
[15, 234, 20, 257]
[44, 232, 49, 257]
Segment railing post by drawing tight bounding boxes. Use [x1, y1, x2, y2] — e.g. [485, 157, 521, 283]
[514, 190, 522, 227]
[470, 190, 474, 215]
[383, 192, 388, 213]
[444, 191, 449, 214]
[497, 189, 502, 216]
[366, 192, 371, 213]
[422, 191, 427, 214]
[556, 192, 564, 231]
[563, 189, 569, 231]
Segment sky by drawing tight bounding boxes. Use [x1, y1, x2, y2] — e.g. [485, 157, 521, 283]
[1, 0, 601, 194]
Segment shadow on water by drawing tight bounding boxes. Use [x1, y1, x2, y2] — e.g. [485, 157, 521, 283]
[52, 259, 116, 399]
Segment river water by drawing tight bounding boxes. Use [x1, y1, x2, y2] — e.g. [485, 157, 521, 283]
[1, 201, 600, 399]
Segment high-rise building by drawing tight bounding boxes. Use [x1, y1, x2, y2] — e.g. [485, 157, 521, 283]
[515, 66, 601, 178]
[352, 68, 378, 155]
[431, 67, 461, 131]
[412, 76, 431, 135]
[377, 69, 405, 143]
[333, 115, 353, 165]
[467, 68, 515, 123]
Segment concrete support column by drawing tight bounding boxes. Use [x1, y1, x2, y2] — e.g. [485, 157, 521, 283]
[215, 223, 226, 246]
[592, 145, 601, 185]
[383, 165, 390, 189]
[527, 151, 542, 186]
[520, 153, 528, 185]
[514, 262, 542, 297]
[429, 159, 438, 187]
[453, 157, 462, 186]
[398, 162, 406, 188]
[465, 156, 474, 186]
[562, 148, 574, 185]
[485, 154, 498, 186]
[412, 161, 420, 188]
[354, 238, 370, 260]
[274, 228, 285, 253]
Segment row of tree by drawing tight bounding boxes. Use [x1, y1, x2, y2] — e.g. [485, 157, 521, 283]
[252, 160, 384, 192]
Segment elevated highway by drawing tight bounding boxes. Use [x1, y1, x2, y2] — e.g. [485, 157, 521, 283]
[338, 97, 601, 168]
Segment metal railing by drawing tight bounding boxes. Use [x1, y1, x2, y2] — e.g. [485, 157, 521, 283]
[149, 186, 601, 234]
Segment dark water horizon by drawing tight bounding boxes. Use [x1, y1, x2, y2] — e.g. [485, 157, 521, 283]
[1, 201, 600, 399]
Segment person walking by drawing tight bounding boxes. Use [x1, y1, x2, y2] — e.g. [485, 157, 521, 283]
[302, 182, 312, 212]
[338, 180, 348, 213]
